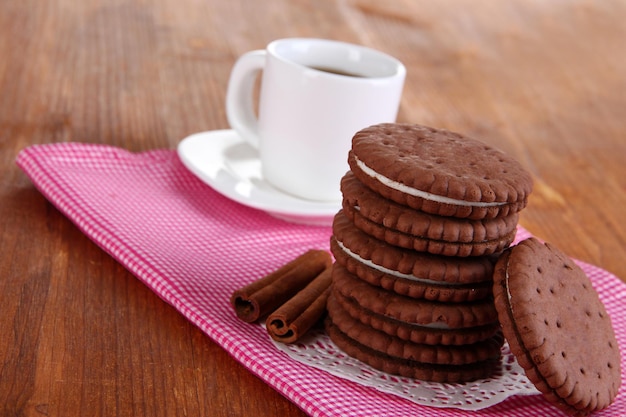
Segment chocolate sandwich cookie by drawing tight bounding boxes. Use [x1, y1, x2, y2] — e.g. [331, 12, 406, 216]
[327, 292, 504, 365]
[331, 288, 500, 346]
[348, 123, 533, 220]
[332, 264, 498, 329]
[331, 236, 493, 302]
[331, 210, 495, 302]
[341, 172, 518, 257]
[493, 238, 621, 415]
[325, 317, 502, 383]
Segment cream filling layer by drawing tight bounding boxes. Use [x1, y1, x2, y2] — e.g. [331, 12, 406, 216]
[504, 258, 513, 311]
[354, 156, 506, 208]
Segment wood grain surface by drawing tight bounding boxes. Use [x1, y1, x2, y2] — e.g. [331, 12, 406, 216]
[1, 1, 625, 416]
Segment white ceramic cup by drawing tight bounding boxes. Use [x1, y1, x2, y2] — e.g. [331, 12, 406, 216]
[226, 38, 406, 202]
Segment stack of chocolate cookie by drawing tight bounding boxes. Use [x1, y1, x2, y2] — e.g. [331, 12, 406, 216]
[326, 123, 534, 383]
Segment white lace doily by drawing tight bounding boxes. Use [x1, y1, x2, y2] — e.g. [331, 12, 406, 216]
[271, 327, 539, 411]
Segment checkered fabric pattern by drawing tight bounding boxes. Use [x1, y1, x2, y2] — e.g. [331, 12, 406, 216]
[16, 142, 626, 416]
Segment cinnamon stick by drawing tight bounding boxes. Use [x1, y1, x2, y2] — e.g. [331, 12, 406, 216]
[266, 266, 333, 343]
[230, 250, 332, 322]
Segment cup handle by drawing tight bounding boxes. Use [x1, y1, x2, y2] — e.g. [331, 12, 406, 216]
[225, 50, 266, 148]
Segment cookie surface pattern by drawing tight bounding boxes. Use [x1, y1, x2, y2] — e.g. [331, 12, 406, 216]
[348, 123, 533, 219]
[493, 238, 621, 416]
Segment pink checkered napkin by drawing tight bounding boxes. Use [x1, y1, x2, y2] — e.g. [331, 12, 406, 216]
[16, 142, 626, 417]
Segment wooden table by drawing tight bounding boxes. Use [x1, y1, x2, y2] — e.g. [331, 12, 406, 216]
[2, 1, 625, 415]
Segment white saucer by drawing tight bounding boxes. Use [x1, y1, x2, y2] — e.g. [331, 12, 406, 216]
[177, 129, 340, 226]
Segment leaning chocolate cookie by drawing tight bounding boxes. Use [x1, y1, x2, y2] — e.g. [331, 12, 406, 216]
[493, 238, 621, 416]
[348, 123, 533, 220]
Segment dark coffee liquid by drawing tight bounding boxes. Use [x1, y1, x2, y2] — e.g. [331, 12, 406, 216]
[309, 66, 368, 78]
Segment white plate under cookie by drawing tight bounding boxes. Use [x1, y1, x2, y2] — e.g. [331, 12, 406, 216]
[177, 129, 340, 226]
